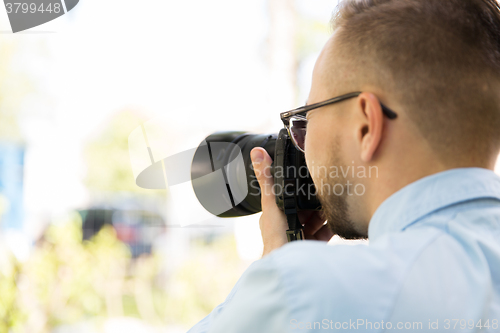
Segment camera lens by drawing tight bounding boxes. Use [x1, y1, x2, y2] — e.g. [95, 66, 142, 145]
[191, 132, 276, 217]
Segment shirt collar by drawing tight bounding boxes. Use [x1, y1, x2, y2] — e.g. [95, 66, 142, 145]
[368, 167, 500, 242]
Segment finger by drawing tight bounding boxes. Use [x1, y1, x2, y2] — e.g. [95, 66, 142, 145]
[250, 147, 276, 209]
[313, 224, 335, 241]
[301, 211, 327, 235]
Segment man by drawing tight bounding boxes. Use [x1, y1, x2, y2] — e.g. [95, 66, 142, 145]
[189, 0, 500, 332]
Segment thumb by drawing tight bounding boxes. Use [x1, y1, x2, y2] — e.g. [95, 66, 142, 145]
[250, 147, 275, 208]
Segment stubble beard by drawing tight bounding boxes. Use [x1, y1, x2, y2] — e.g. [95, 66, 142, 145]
[313, 141, 368, 240]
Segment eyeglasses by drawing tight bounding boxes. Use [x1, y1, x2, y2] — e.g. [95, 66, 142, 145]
[280, 91, 398, 153]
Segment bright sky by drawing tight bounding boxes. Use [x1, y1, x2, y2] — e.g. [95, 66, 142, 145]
[0, 1, 336, 247]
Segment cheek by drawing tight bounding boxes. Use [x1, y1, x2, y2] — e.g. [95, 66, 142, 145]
[305, 120, 327, 170]
[305, 116, 346, 179]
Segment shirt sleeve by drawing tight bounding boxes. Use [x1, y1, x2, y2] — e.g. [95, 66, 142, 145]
[187, 255, 290, 333]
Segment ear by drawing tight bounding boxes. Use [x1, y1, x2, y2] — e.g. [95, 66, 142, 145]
[356, 92, 384, 162]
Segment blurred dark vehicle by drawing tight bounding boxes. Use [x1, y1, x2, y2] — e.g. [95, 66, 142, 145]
[79, 208, 166, 257]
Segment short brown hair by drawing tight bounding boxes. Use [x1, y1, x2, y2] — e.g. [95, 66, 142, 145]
[331, 0, 500, 165]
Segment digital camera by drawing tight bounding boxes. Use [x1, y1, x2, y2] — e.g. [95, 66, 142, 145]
[191, 128, 321, 241]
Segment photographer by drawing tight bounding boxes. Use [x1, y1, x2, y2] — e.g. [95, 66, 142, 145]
[189, 0, 500, 332]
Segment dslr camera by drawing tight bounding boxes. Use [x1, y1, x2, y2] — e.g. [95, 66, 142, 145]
[191, 129, 321, 241]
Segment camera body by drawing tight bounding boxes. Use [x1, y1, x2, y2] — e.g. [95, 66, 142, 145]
[273, 129, 321, 213]
[191, 129, 321, 222]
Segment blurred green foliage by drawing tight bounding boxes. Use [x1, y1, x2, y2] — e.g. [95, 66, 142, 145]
[161, 236, 245, 327]
[16, 213, 131, 332]
[84, 110, 155, 194]
[0, 250, 24, 332]
[0, 213, 247, 332]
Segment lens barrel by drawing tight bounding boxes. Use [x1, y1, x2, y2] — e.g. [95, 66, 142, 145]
[191, 132, 276, 217]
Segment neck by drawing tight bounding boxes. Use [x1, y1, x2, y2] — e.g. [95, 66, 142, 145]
[361, 143, 448, 228]
[364, 155, 498, 226]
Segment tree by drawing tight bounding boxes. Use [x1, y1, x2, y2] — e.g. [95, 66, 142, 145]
[84, 109, 164, 196]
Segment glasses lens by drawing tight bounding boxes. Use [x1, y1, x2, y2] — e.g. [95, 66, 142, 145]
[289, 116, 307, 152]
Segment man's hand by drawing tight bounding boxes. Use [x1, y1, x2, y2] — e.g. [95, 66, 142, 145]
[250, 148, 334, 257]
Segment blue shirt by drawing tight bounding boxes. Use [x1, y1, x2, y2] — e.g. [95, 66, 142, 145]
[188, 168, 500, 332]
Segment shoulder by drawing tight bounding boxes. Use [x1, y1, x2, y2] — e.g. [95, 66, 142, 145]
[208, 226, 476, 332]
[263, 228, 447, 322]
[270, 227, 444, 284]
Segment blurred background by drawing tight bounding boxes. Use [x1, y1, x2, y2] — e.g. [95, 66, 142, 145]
[0, 1, 337, 332]
[2, 1, 498, 332]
